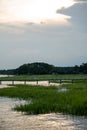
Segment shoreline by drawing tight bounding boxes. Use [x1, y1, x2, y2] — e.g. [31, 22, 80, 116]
[0, 81, 60, 87]
[0, 96, 87, 130]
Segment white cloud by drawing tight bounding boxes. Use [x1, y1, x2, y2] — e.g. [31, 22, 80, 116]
[0, 0, 74, 26]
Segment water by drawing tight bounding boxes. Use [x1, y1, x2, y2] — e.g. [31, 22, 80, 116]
[58, 88, 68, 92]
[0, 75, 14, 77]
[0, 97, 87, 130]
[0, 85, 87, 130]
[0, 81, 59, 86]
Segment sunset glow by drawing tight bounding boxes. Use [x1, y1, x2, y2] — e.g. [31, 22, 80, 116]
[0, 0, 75, 25]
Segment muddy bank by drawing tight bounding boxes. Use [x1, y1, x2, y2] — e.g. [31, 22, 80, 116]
[0, 96, 87, 130]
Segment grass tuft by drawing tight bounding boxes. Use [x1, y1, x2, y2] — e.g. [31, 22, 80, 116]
[0, 83, 87, 116]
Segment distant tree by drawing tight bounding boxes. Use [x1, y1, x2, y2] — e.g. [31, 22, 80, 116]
[80, 63, 87, 74]
[0, 69, 15, 75]
[1, 62, 87, 75]
[73, 65, 80, 74]
[15, 64, 29, 75]
[15, 62, 54, 75]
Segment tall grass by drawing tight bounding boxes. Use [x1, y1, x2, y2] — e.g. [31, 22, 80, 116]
[0, 83, 87, 116]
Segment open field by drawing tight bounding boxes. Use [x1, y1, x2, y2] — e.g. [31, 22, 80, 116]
[0, 82, 87, 117]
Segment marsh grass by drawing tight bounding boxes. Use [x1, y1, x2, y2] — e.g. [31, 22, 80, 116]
[0, 83, 87, 116]
[0, 74, 87, 81]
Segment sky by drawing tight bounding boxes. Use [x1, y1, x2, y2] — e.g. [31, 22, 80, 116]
[0, 0, 87, 69]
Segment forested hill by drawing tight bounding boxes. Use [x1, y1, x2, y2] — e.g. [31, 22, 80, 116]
[15, 62, 54, 75]
[0, 62, 87, 75]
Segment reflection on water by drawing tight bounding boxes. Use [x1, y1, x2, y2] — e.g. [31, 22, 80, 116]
[0, 85, 87, 130]
[0, 75, 14, 77]
[58, 88, 68, 92]
[0, 81, 59, 86]
[0, 97, 87, 130]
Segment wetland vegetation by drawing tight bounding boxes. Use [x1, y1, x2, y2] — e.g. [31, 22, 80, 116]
[0, 82, 87, 117]
[0, 74, 87, 82]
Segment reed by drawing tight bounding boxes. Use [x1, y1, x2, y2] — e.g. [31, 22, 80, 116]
[0, 83, 87, 116]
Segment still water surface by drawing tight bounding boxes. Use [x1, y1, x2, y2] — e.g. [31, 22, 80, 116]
[0, 85, 87, 130]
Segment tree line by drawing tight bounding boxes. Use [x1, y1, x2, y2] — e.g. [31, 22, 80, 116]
[0, 62, 87, 75]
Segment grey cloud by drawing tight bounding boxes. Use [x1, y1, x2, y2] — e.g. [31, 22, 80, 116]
[0, 1, 87, 69]
[24, 22, 35, 26]
[58, 3, 87, 32]
[74, 0, 87, 2]
[0, 22, 87, 69]
[0, 23, 18, 28]
[0, 22, 36, 35]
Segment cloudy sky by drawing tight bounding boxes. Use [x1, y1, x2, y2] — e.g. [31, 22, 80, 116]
[0, 0, 87, 69]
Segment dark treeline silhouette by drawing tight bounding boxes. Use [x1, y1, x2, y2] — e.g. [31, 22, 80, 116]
[15, 62, 54, 75]
[0, 62, 87, 75]
[0, 69, 15, 75]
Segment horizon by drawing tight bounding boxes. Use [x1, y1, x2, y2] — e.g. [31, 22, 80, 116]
[0, 61, 86, 70]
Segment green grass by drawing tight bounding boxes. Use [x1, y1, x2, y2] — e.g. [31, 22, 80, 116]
[0, 83, 87, 116]
[0, 74, 87, 81]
